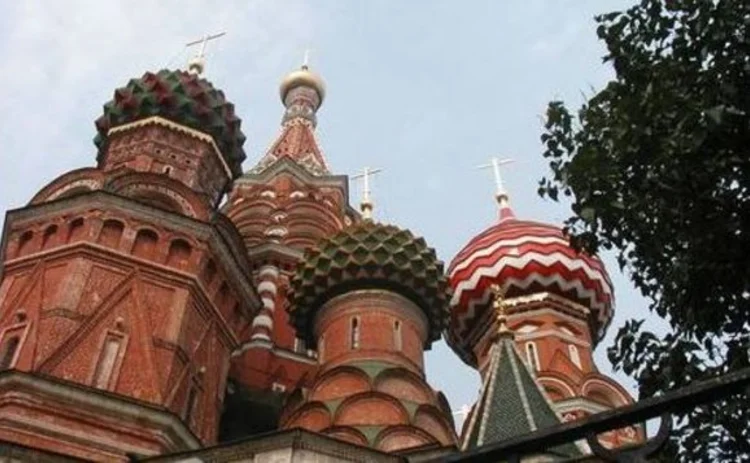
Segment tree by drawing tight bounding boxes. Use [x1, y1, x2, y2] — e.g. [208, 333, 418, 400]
[538, 1, 750, 461]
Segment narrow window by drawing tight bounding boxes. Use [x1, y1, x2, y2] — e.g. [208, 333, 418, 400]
[93, 337, 121, 389]
[350, 317, 360, 350]
[163, 166, 172, 175]
[319, 336, 325, 362]
[184, 384, 199, 423]
[0, 336, 20, 370]
[568, 344, 582, 369]
[526, 341, 540, 372]
[393, 320, 402, 351]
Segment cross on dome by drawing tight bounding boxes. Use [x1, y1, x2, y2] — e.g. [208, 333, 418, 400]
[477, 157, 515, 221]
[351, 166, 382, 220]
[185, 32, 226, 75]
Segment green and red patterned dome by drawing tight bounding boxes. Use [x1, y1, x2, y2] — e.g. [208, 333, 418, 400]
[289, 221, 450, 347]
[94, 69, 246, 177]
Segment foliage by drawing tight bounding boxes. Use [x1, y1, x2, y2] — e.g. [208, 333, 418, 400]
[538, 0, 750, 460]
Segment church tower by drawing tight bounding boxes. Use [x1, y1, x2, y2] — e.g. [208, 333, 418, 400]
[447, 168, 644, 449]
[222, 62, 359, 437]
[0, 66, 258, 460]
[280, 219, 458, 451]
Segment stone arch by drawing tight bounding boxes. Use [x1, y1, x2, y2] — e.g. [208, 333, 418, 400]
[104, 171, 208, 220]
[166, 238, 192, 269]
[537, 375, 577, 400]
[29, 167, 102, 205]
[582, 377, 630, 408]
[334, 392, 410, 427]
[66, 218, 86, 243]
[132, 228, 159, 260]
[413, 405, 457, 445]
[322, 426, 369, 447]
[97, 219, 125, 249]
[373, 368, 433, 404]
[41, 224, 59, 250]
[374, 425, 437, 452]
[310, 366, 371, 402]
[282, 402, 331, 432]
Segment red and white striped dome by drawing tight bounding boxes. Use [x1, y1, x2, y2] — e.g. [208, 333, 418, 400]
[447, 206, 614, 363]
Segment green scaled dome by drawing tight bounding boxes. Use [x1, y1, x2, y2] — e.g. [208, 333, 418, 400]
[289, 221, 450, 347]
[94, 69, 246, 177]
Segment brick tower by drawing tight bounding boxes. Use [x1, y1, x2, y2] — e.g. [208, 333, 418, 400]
[0, 68, 258, 460]
[222, 63, 359, 437]
[447, 180, 644, 449]
[281, 220, 458, 451]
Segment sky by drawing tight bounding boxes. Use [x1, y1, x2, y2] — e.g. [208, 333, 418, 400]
[0, 0, 666, 429]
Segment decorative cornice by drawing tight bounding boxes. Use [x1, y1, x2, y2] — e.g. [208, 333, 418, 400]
[107, 116, 232, 179]
[0, 370, 200, 451]
[4, 190, 260, 312]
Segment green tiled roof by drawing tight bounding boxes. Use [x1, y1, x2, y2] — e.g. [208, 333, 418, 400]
[289, 221, 449, 347]
[94, 69, 246, 176]
[462, 337, 580, 458]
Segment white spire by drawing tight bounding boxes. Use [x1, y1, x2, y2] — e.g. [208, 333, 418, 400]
[185, 32, 226, 75]
[351, 167, 383, 220]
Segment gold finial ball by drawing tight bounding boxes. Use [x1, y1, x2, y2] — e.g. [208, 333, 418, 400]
[279, 65, 326, 104]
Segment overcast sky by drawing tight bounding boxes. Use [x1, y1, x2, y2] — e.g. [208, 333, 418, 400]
[0, 0, 665, 428]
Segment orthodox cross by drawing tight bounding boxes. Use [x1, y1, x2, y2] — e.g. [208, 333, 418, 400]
[185, 32, 227, 75]
[351, 167, 383, 220]
[477, 157, 514, 201]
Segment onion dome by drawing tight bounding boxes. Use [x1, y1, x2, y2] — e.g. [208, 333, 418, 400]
[289, 221, 450, 347]
[94, 69, 246, 177]
[280, 64, 326, 105]
[447, 207, 614, 366]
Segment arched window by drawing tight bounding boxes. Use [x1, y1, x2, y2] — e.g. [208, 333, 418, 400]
[17, 230, 34, 257]
[93, 337, 122, 389]
[42, 224, 58, 249]
[0, 336, 20, 370]
[393, 320, 402, 351]
[132, 229, 158, 259]
[526, 341, 540, 372]
[67, 218, 85, 243]
[97, 220, 124, 249]
[166, 239, 192, 269]
[350, 317, 360, 350]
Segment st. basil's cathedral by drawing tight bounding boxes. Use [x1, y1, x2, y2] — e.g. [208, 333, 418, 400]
[0, 50, 643, 461]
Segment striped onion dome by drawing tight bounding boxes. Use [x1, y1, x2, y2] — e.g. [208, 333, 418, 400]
[447, 203, 614, 366]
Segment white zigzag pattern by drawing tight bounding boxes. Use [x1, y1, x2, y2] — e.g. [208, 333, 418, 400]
[450, 252, 614, 337]
[451, 250, 613, 305]
[450, 234, 592, 275]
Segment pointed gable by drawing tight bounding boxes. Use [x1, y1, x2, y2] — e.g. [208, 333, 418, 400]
[462, 337, 580, 458]
[251, 119, 329, 176]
